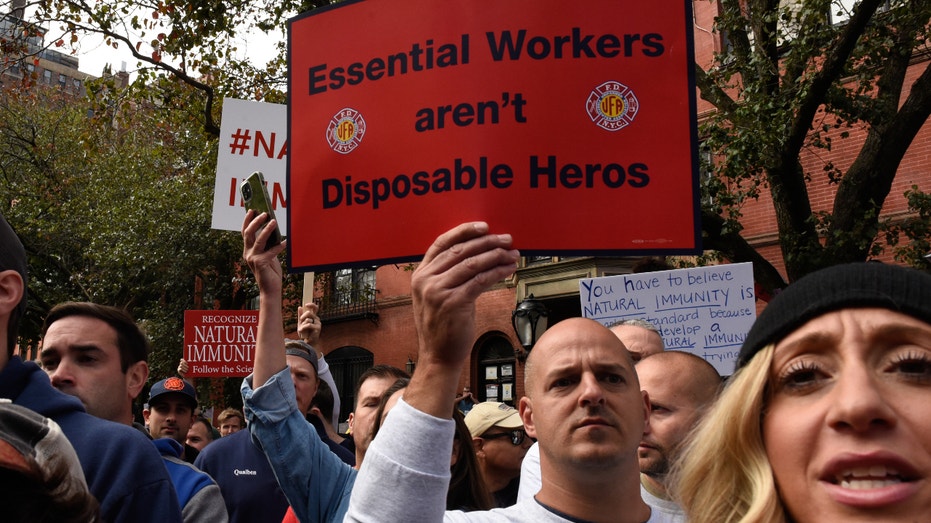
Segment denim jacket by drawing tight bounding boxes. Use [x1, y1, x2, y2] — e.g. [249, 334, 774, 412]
[241, 368, 356, 523]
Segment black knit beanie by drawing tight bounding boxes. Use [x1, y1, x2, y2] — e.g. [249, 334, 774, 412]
[737, 262, 931, 368]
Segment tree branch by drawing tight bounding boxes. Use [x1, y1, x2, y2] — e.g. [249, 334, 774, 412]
[700, 210, 787, 293]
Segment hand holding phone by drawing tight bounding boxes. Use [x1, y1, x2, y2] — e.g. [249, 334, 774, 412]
[240, 172, 283, 251]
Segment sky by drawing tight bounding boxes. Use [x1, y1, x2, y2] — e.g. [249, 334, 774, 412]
[74, 29, 284, 79]
[11, 1, 287, 80]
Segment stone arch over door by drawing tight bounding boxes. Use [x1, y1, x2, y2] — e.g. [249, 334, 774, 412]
[326, 345, 374, 426]
[476, 334, 518, 407]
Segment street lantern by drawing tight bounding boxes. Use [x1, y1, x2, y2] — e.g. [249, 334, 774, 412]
[405, 357, 416, 375]
[511, 294, 549, 351]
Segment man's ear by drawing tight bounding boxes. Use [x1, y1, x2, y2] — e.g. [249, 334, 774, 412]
[347, 412, 355, 433]
[519, 396, 536, 439]
[126, 361, 149, 400]
[142, 408, 151, 423]
[0, 270, 24, 318]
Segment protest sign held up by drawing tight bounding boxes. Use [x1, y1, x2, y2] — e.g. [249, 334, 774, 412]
[183, 311, 259, 377]
[212, 98, 288, 234]
[580, 263, 756, 375]
[288, 0, 701, 271]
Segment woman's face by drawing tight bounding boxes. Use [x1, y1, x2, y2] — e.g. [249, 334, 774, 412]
[763, 308, 931, 521]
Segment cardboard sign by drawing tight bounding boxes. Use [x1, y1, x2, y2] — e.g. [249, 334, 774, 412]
[288, 0, 700, 271]
[183, 311, 258, 377]
[579, 263, 756, 375]
[212, 98, 289, 234]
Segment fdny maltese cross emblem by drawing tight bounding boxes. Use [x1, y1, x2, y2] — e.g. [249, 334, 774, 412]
[585, 81, 639, 131]
[326, 108, 367, 154]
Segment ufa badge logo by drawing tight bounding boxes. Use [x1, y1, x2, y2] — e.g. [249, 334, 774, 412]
[586, 82, 638, 131]
[326, 108, 366, 154]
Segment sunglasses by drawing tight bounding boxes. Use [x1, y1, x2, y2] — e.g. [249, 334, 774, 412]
[482, 429, 527, 446]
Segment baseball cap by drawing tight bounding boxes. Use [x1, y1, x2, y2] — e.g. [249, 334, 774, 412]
[464, 401, 524, 438]
[148, 377, 198, 409]
[284, 338, 319, 374]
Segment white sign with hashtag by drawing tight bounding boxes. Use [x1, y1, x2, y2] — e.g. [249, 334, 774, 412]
[211, 98, 289, 234]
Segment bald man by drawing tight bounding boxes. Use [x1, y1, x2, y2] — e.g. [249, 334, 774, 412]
[517, 316, 668, 502]
[345, 223, 668, 523]
[608, 318, 665, 362]
[636, 351, 721, 521]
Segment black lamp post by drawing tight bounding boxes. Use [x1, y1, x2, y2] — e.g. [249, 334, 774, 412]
[511, 294, 549, 353]
[405, 357, 416, 375]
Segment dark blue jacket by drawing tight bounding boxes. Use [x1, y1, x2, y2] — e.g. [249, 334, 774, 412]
[195, 428, 290, 523]
[0, 357, 182, 522]
[194, 408, 355, 523]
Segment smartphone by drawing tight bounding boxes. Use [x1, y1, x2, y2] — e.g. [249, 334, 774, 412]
[240, 171, 283, 250]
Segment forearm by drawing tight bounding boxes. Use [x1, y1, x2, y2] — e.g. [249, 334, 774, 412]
[405, 222, 518, 419]
[252, 279, 286, 388]
[403, 360, 462, 419]
[345, 399, 452, 523]
[242, 209, 289, 389]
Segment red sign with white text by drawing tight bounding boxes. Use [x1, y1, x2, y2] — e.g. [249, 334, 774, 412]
[288, 0, 700, 271]
[183, 311, 258, 377]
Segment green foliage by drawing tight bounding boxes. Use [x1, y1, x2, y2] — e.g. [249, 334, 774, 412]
[889, 185, 931, 268]
[698, 0, 931, 284]
[0, 84, 242, 382]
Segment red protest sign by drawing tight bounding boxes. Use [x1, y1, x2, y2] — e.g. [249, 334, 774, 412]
[183, 311, 258, 377]
[288, 0, 700, 271]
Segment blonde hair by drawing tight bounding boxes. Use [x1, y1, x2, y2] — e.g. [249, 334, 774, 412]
[217, 408, 245, 428]
[671, 344, 786, 523]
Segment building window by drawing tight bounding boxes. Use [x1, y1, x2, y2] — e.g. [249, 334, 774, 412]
[331, 268, 375, 307]
[58, 73, 66, 87]
[72, 78, 81, 90]
[316, 268, 378, 323]
[43, 70, 51, 84]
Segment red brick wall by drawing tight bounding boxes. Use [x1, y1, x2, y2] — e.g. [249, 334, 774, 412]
[301, 267, 525, 401]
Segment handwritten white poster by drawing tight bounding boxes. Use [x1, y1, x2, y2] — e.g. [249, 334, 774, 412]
[579, 262, 756, 375]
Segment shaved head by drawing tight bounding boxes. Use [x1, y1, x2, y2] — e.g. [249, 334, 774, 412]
[635, 351, 721, 405]
[524, 318, 636, 398]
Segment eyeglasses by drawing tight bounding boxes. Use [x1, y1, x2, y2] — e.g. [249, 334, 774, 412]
[482, 429, 527, 446]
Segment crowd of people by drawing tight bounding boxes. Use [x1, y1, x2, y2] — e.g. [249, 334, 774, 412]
[2, 207, 931, 523]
